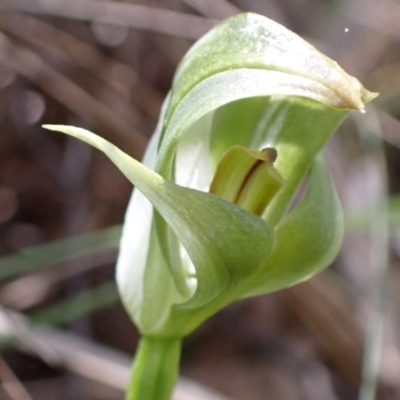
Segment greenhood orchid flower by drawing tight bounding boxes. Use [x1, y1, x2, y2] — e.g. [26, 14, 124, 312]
[44, 12, 376, 400]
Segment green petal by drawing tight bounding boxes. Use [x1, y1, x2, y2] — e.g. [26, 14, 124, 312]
[43, 125, 274, 330]
[208, 96, 346, 226]
[167, 13, 375, 124]
[157, 68, 364, 179]
[209, 97, 271, 167]
[157, 12, 376, 179]
[243, 152, 344, 297]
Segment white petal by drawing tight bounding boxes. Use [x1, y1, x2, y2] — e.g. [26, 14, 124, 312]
[115, 95, 168, 321]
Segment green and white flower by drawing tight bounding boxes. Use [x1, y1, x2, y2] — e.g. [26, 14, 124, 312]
[44, 12, 376, 399]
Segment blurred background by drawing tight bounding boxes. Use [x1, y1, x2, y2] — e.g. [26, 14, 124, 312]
[0, 0, 399, 399]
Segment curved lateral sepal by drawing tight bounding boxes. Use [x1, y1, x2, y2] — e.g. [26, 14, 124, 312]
[44, 125, 274, 311]
[243, 151, 344, 297]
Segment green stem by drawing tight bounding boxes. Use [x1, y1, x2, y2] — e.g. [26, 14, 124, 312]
[126, 336, 182, 400]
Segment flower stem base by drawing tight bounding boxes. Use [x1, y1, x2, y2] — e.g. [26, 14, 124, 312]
[126, 336, 182, 400]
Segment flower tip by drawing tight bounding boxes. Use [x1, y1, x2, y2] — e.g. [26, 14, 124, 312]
[361, 89, 379, 105]
[353, 89, 378, 113]
[345, 88, 378, 112]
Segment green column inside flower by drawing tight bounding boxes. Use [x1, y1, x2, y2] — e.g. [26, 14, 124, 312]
[209, 145, 285, 216]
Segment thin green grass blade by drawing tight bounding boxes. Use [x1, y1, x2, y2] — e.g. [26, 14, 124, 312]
[0, 225, 122, 282]
[0, 225, 122, 281]
[31, 282, 119, 327]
